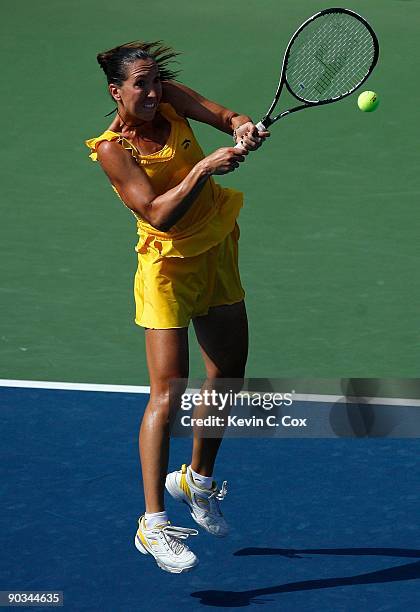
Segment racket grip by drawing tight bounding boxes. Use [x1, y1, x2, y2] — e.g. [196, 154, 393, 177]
[233, 120, 267, 150]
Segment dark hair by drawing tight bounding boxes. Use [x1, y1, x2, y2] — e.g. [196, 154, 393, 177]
[97, 40, 181, 86]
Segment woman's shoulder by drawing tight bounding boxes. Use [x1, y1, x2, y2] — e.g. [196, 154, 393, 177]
[85, 130, 140, 162]
[85, 130, 119, 159]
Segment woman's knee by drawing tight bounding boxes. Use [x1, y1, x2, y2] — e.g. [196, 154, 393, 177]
[146, 381, 189, 425]
[205, 360, 246, 380]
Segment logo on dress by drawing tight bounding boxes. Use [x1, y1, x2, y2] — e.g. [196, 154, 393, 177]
[181, 139, 191, 149]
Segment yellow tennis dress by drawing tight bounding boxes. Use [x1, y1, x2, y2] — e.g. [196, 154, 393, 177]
[85, 102, 245, 329]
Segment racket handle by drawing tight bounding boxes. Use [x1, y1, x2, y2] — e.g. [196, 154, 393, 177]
[233, 120, 267, 150]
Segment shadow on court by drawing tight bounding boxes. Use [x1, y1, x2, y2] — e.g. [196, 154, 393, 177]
[192, 548, 420, 607]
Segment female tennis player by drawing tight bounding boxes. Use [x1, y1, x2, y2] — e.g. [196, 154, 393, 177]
[86, 41, 269, 574]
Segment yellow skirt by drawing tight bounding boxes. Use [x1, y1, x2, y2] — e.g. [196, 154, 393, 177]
[134, 224, 245, 329]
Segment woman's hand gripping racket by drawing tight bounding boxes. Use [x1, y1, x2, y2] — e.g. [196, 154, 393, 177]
[234, 7, 379, 149]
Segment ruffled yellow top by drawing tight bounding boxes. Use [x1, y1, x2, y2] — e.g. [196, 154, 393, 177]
[85, 102, 243, 258]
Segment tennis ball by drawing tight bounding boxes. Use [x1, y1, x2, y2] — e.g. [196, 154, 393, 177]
[357, 90, 379, 112]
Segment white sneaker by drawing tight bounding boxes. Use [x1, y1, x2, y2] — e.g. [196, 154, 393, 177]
[134, 516, 199, 573]
[165, 464, 229, 537]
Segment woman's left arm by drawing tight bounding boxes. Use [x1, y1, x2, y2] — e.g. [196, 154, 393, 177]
[162, 80, 269, 150]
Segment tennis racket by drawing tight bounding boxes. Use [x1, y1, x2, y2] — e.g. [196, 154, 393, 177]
[235, 7, 379, 147]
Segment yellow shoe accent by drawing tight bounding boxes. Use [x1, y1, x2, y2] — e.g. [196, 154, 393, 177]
[137, 521, 150, 551]
[180, 464, 192, 501]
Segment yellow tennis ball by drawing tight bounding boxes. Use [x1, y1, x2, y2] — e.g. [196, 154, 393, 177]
[357, 90, 379, 112]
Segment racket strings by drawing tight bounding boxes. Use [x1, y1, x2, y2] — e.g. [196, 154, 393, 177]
[293, 18, 369, 93]
[294, 22, 369, 97]
[286, 12, 376, 102]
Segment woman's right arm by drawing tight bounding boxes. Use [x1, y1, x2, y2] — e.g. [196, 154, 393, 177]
[96, 141, 247, 232]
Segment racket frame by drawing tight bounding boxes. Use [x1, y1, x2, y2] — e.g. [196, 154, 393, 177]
[258, 7, 380, 129]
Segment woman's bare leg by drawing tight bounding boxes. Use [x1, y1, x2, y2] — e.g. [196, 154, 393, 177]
[191, 301, 248, 476]
[139, 327, 189, 513]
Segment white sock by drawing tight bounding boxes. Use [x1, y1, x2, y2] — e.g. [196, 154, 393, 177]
[144, 510, 168, 529]
[190, 466, 213, 489]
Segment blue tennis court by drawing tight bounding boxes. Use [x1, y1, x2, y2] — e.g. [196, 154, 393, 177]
[1, 383, 419, 611]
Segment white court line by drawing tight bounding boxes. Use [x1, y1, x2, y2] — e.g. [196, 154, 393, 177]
[0, 379, 150, 394]
[1, 379, 420, 407]
[291, 393, 420, 408]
